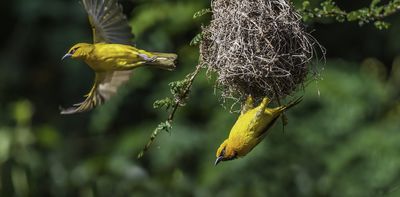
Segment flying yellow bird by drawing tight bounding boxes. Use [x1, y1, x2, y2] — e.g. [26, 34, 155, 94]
[215, 96, 302, 165]
[60, 0, 177, 114]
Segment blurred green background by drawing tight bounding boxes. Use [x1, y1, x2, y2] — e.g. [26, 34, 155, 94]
[1, 0, 400, 196]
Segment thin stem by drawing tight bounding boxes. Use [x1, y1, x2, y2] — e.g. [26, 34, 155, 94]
[137, 65, 202, 158]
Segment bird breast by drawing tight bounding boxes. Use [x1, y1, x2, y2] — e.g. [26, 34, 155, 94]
[84, 44, 141, 71]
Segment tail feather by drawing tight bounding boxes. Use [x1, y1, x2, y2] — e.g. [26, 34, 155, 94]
[147, 52, 177, 71]
[256, 96, 302, 138]
[283, 96, 303, 111]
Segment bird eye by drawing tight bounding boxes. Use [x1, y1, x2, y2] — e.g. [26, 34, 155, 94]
[70, 47, 79, 54]
[233, 151, 238, 159]
[220, 148, 226, 157]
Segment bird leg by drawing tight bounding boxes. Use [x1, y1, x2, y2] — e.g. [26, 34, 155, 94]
[258, 97, 271, 112]
[124, 61, 146, 69]
[138, 54, 156, 62]
[241, 95, 254, 114]
[83, 84, 97, 98]
[255, 97, 270, 117]
[250, 97, 271, 128]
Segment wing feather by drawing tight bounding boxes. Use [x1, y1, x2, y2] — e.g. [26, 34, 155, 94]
[82, 0, 134, 44]
[98, 71, 131, 100]
[60, 71, 132, 114]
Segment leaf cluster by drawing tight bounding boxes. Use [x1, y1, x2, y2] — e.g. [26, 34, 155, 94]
[190, 8, 211, 46]
[139, 65, 202, 158]
[300, 0, 400, 29]
[143, 0, 400, 157]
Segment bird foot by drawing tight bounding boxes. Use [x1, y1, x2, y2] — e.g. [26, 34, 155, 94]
[138, 54, 156, 62]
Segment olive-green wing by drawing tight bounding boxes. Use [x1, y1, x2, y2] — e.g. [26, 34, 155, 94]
[254, 97, 303, 138]
[255, 116, 280, 138]
[60, 71, 131, 114]
[82, 0, 134, 44]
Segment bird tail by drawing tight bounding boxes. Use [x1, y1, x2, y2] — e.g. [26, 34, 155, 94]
[282, 96, 303, 111]
[147, 52, 177, 71]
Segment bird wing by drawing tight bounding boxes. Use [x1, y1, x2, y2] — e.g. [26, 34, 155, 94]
[255, 116, 280, 138]
[254, 97, 303, 138]
[82, 0, 134, 45]
[61, 71, 132, 114]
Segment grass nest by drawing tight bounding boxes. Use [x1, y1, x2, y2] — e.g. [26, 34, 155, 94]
[200, 0, 323, 105]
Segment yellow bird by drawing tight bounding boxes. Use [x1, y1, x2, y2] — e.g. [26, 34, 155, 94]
[60, 0, 177, 114]
[215, 96, 302, 165]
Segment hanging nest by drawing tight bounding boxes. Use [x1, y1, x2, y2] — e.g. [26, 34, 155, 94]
[200, 0, 323, 105]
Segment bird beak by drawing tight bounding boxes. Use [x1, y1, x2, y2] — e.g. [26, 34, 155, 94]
[61, 53, 72, 60]
[215, 156, 223, 166]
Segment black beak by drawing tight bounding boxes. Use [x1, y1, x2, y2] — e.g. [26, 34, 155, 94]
[61, 53, 72, 60]
[215, 156, 223, 166]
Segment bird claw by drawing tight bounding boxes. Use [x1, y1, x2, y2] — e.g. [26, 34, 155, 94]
[73, 102, 84, 107]
[59, 106, 79, 115]
[138, 54, 156, 62]
[242, 95, 254, 111]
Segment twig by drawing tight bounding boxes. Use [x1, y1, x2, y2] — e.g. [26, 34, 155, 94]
[137, 65, 202, 158]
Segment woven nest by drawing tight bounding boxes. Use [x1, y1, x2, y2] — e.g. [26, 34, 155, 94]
[200, 0, 323, 105]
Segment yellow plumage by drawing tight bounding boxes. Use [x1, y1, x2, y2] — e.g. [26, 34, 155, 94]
[215, 96, 302, 165]
[66, 43, 176, 72]
[60, 0, 177, 114]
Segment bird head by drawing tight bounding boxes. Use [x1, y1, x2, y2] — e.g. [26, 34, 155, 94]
[215, 139, 238, 165]
[62, 43, 94, 60]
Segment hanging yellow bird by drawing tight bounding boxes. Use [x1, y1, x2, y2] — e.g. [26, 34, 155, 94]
[60, 0, 177, 114]
[215, 96, 302, 165]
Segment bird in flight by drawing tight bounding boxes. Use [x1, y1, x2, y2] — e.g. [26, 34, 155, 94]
[61, 0, 177, 114]
[215, 95, 302, 165]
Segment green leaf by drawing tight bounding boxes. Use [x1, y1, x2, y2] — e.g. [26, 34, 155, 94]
[302, 1, 310, 10]
[153, 97, 174, 110]
[193, 8, 211, 19]
[374, 21, 390, 29]
[12, 100, 33, 126]
[190, 33, 203, 46]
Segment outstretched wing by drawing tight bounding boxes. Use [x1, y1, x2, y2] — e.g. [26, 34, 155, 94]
[82, 0, 134, 44]
[61, 71, 132, 114]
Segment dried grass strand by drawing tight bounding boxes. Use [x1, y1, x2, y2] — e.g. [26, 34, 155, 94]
[200, 0, 324, 106]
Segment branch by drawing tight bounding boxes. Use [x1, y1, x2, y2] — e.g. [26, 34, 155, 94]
[300, 0, 400, 29]
[137, 65, 202, 158]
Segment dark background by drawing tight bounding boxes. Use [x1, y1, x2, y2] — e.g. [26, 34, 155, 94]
[1, 0, 400, 196]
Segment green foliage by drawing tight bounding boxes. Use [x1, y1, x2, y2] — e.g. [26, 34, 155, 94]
[0, 100, 38, 196]
[300, 0, 400, 29]
[190, 33, 203, 46]
[153, 97, 173, 110]
[193, 8, 211, 19]
[137, 121, 171, 158]
[12, 100, 33, 126]
[154, 67, 201, 111]
[1, 0, 400, 196]
[190, 8, 210, 46]
[139, 65, 202, 158]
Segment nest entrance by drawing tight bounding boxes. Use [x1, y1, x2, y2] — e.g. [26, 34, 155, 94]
[200, 0, 322, 106]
